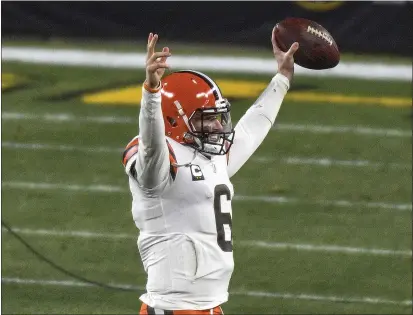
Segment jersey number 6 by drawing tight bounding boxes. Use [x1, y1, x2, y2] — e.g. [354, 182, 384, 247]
[214, 184, 233, 252]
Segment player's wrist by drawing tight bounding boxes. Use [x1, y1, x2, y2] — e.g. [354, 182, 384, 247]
[277, 69, 293, 83]
[275, 72, 291, 90]
[144, 80, 162, 93]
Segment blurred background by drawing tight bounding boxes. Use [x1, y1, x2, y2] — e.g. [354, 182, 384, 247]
[2, 1, 412, 56]
[1, 1, 412, 315]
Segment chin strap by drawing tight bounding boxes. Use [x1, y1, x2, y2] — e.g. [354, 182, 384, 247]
[171, 149, 197, 168]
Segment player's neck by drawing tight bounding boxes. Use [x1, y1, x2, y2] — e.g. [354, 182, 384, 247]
[198, 151, 212, 160]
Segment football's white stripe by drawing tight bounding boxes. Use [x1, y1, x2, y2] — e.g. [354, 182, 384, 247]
[2, 226, 411, 257]
[1, 181, 411, 211]
[2, 141, 409, 170]
[1, 277, 411, 306]
[2, 111, 410, 137]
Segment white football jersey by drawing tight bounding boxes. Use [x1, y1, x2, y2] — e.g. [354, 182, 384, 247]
[123, 73, 290, 310]
[128, 138, 234, 310]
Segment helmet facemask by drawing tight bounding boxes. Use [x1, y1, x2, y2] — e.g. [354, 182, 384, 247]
[184, 99, 235, 155]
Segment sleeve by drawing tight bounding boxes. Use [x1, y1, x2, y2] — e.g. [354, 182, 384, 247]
[122, 82, 177, 193]
[227, 73, 290, 178]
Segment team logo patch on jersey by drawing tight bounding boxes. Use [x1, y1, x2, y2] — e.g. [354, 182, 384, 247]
[190, 164, 205, 181]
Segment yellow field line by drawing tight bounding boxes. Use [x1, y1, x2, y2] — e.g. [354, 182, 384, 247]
[1, 73, 19, 90]
[82, 80, 411, 107]
[286, 92, 411, 107]
[82, 86, 139, 105]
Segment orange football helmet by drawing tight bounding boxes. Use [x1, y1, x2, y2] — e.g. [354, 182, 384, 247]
[160, 70, 235, 155]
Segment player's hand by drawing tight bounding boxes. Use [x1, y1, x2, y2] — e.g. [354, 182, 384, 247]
[145, 33, 171, 89]
[271, 27, 299, 82]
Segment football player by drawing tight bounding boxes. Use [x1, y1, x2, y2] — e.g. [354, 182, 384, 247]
[122, 31, 298, 315]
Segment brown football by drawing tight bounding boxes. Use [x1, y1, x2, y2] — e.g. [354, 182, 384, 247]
[274, 17, 340, 70]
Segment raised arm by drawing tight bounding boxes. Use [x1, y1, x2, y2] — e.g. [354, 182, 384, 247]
[227, 28, 299, 178]
[123, 33, 173, 193]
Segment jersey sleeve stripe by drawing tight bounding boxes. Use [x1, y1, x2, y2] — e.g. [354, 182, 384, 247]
[169, 164, 177, 181]
[129, 160, 137, 179]
[125, 138, 139, 151]
[166, 140, 177, 161]
[122, 138, 139, 167]
[122, 145, 139, 166]
[166, 140, 178, 180]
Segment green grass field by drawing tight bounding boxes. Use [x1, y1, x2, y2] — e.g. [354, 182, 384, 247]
[1, 49, 412, 315]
